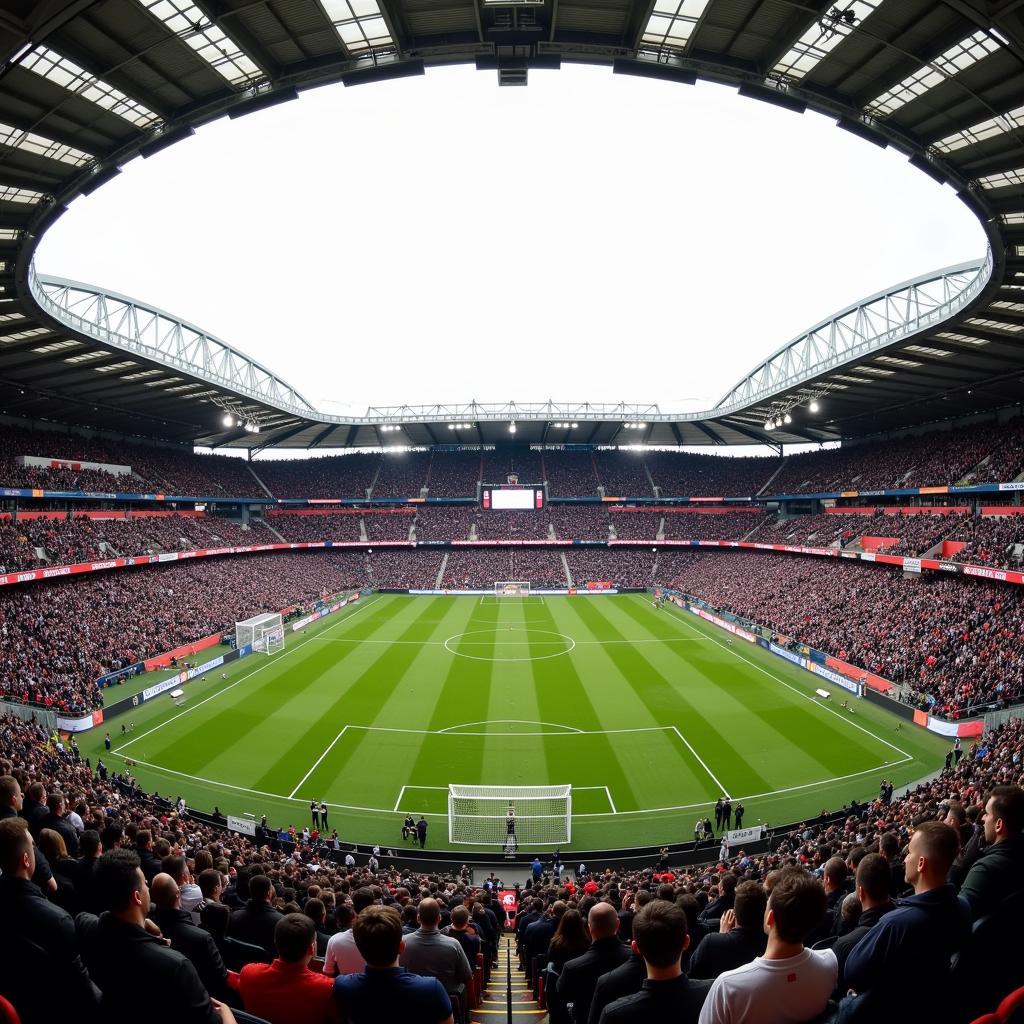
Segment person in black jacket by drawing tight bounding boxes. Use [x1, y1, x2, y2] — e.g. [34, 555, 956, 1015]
[557, 902, 631, 1024]
[598, 900, 710, 1024]
[135, 828, 163, 884]
[828, 853, 893, 994]
[0, 775, 57, 896]
[149, 872, 232, 1001]
[229, 873, 284, 956]
[40, 792, 79, 858]
[77, 848, 236, 1024]
[687, 880, 767, 980]
[0, 818, 99, 1024]
[587, 949, 646, 1024]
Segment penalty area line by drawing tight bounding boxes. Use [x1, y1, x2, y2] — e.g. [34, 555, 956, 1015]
[671, 727, 732, 800]
[289, 726, 349, 799]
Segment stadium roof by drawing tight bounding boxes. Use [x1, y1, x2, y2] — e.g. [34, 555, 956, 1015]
[0, 0, 1021, 450]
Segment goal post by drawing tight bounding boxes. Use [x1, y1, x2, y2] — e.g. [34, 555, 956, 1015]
[448, 784, 571, 846]
[235, 612, 284, 656]
[495, 581, 531, 597]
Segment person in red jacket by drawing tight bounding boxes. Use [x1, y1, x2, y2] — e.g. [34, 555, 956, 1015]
[240, 913, 338, 1024]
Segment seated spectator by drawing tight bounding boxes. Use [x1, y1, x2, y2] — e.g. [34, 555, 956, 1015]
[442, 905, 481, 967]
[547, 907, 592, 972]
[959, 784, 1024, 921]
[78, 848, 236, 1024]
[599, 900, 711, 1024]
[323, 886, 376, 977]
[698, 869, 836, 1024]
[839, 821, 970, 1023]
[557, 902, 631, 1024]
[149, 872, 231, 1002]
[305, 897, 332, 957]
[198, 867, 231, 941]
[162, 853, 204, 912]
[0, 817, 99, 1024]
[230, 873, 284, 957]
[399, 897, 473, 999]
[688, 880, 767, 980]
[333, 904, 453, 1024]
[240, 912, 337, 1024]
[828, 853, 893, 991]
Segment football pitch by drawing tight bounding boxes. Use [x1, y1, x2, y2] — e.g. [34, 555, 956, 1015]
[87, 592, 949, 852]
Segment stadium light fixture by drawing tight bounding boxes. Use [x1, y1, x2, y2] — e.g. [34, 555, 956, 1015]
[222, 413, 234, 428]
[784, 413, 792, 424]
[509, 421, 517, 434]
[448, 423, 456, 430]
[571, 422, 577, 428]
[809, 400, 820, 413]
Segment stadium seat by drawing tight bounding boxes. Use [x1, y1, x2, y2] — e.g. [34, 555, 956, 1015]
[970, 985, 1024, 1024]
[221, 937, 273, 971]
[0, 996, 21, 1024]
[953, 888, 1024, 1019]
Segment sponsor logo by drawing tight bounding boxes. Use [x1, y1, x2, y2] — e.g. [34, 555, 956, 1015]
[42, 566, 71, 578]
[17, 571, 38, 582]
[859, 490, 886, 496]
[964, 565, 1008, 581]
[141, 677, 182, 702]
[998, 482, 1024, 491]
[770, 643, 804, 667]
[938, 562, 960, 572]
[808, 661, 861, 694]
[902, 558, 922, 573]
[90, 560, 118, 571]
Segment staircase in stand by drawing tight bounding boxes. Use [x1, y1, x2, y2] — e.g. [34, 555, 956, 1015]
[470, 935, 543, 1023]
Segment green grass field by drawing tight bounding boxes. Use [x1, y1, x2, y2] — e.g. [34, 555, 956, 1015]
[82, 593, 949, 852]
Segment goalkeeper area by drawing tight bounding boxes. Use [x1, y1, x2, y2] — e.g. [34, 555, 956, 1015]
[85, 593, 950, 851]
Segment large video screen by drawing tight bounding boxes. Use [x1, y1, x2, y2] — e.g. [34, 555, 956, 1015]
[481, 486, 545, 510]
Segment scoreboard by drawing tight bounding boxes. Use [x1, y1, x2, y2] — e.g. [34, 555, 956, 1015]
[481, 485, 545, 510]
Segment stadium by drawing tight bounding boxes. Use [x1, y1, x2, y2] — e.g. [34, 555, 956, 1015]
[1, 1, 1024, 1023]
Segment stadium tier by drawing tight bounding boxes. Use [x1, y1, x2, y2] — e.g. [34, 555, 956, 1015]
[4, 419, 1024, 500]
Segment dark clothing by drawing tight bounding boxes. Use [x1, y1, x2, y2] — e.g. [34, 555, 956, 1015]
[687, 925, 767, 980]
[137, 847, 163, 884]
[830, 903, 894, 992]
[334, 966, 451, 1023]
[200, 900, 231, 943]
[77, 912, 219, 1024]
[557, 936, 631, 1024]
[587, 954, 646, 1024]
[75, 855, 102, 914]
[444, 927, 481, 967]
[0, 805, 54, 891]
[417, 819, 428, 848]
[599, 973, 711, 1024]
[21, 798, 48, 838]
[523, 916, 557, 958]
[840, 885, 970, 1024]
[149, 905, 230, 1000]
[230, 898, 285, 956]
[0, 876, 99, 1024]
[959, 836, 1024, 921]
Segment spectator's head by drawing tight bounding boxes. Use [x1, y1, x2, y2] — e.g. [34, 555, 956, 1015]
[96, 849, 149, 924]
[352, 886, 376, 913]
[136, 829, 152, 852]
[906, 822, 959, 893]
[417, 897, 441, 929]
[46, 792, 66, 817]
[878, 832, 899, 860]
[304, 897, 326, 929]
[353, 905, 404, 968]
[450, 905, 470, 931]
[197, 867, 223, 902]
[276, 912, 316, 965]
[0, 776, 22, 813]
[80, 829, 102, 860]
[250, 874, 273, 904]
[822, 857, 847, 893]
[840, 893, 862, 929]
[0, 817, 34, 878]
[150, 872, 181, 910]
[982, 785, 1024, 846]
[733, 880, 768, 929]
[632, 900, 689, 975]
[37, 828, 68, 864]
[765, 870, 826, 947]
[587, 901, 619, 940]
[854, 853, 890, 910]
[161, 854, 188, 885]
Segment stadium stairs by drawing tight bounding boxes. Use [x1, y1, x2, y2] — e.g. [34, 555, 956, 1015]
[755, 455, 788, 496]
[470, 935, 543, 1024]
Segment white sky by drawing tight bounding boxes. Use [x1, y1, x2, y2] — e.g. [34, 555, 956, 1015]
[38, 63, 985, 428]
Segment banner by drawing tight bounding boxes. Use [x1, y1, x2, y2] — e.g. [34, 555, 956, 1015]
[690, 607, 756, 643]
[769, 643, 805, 667]
[726, 825, 763, 844]
[227, 815, 256, 836]
[141, 676, 187, 702]
[806, 661, 862, 696]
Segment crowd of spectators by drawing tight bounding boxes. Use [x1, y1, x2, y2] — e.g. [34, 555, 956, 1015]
[441, 550, 516, 589]
[363, 511, 416, 541]
[544, 452, 601, 496]
[945, 515, 1024, 570]
[5, 700, 1021, 1024]
[745, 512, 884, 548]
[475, 511, 552, 540]
[480, 449, 545, 484]
[551, 506, 610, 540]
[252, 454, 377, 499]
[646, 451, 778, 497]
[268, 513, 364, 543]
[425, 452, 482, 498]
[367, 550, 441, 589]
[595, 451, 654, 496]
[370, 453, 430, 498]
[413, 508, 476, 541]
[664, 550, 1024, 718]
[659, 511, 769, 541]
[609, 511, 662, 540]
[886, 513, 971, 558]
[0, 552, 366, 714]
[566, 548, 656, 588]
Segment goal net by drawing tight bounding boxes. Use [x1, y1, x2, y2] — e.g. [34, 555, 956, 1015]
[495, 581, 531, 597]
[235, 612, 284, 656]
[448, 784, 571, 845]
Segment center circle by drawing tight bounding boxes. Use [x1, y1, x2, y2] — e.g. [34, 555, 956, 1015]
[444, 627, 576, 663]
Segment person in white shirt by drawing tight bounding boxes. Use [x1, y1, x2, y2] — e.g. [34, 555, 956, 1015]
[323, 887, 375, 977]
[699, 868, 837, 1024]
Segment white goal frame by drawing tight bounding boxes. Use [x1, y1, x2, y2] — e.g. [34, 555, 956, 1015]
[448, 783, 571, 845]
[235, 612, 284, 656]
[495, 581, 532, 597]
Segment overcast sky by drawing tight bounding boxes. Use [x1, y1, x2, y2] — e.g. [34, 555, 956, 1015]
[38, 63, 984, 430]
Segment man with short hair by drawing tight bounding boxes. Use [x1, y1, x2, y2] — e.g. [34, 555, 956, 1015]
[417, 816, 428, 848]
[443, 905, 481, 967]
[599, 900, 710, 1023]
[78, 849, 235, 1024]
[401, 897, 473, 999]
[323, 886, 375, 976]
[829, 853, 893, 989]
[333, 905, 453, 1023]
[230, 873, 284, 956]
[840, 821, 971, 1023]
[959, 784, 1024, 920]
[0, 775, 56, 895]
[162, 853, 204, 912]
[240, 913, 337, 1024]
[41, 792, 79, 858]
[0, 817, 99, 1024]
[688, 881, 768, 980]
[698, 870, 837, 1024]
[557, 902, 631, 1024]
[149, 872, 231, 1001]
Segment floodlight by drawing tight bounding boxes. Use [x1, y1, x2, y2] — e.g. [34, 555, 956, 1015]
[784, 413, 792, 424]
[448, 423, 456, 430]
[509, 422, 517, 434]
[809, 400, 820, 413]
[222, 413, 234, 428]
